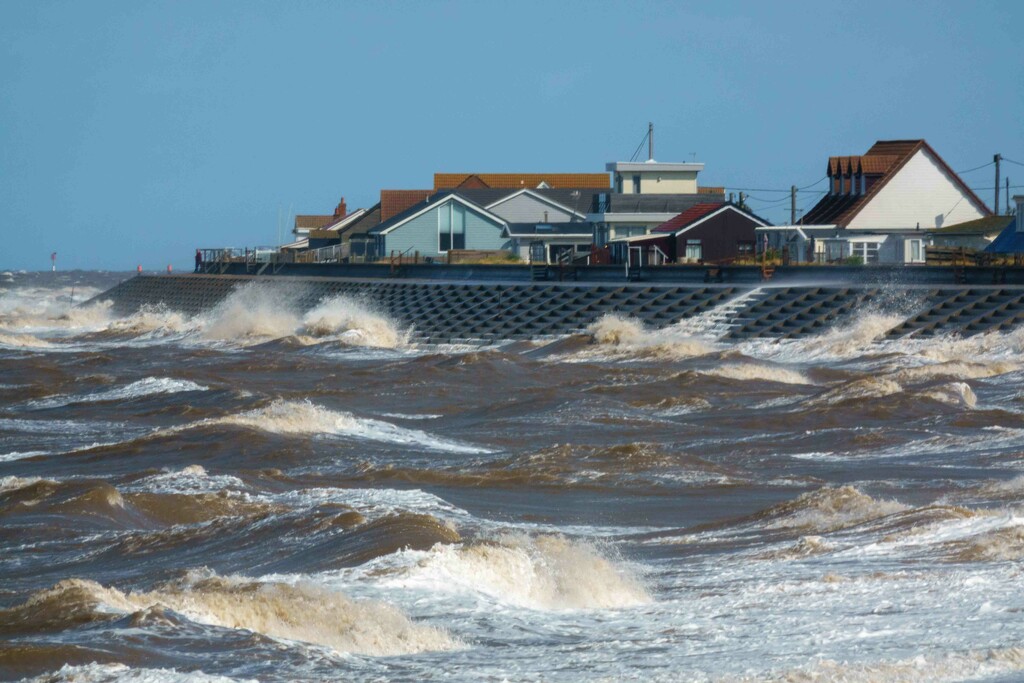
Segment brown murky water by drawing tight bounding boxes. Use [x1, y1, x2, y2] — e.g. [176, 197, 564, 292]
[2, 270, 1024, 682]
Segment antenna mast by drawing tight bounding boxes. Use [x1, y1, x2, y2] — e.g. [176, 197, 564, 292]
[648, 122, 654, 161]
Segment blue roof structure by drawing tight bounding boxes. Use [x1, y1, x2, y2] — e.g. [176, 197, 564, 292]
[983, 218, 1024, 253]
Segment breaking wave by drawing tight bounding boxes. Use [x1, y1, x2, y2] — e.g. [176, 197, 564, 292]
[199, 285, 301, 341]
[1, 572, 457, 656]
[704, 362, 813, 385]
[299, 294, 408, 348]
[584, 314, 714, 360]
[0, 331, 52, 348]
[756, 486, 909, 533]
[389, 534, 650, 610]
[203, 399, 488, 453]
[195, 287, 407, 348]
[27, 377, 209, 409]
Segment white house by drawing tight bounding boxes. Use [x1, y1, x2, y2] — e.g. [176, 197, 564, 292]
[785, 140, 992, 264]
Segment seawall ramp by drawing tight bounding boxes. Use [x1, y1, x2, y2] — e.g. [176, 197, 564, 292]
[89, 275, 1024, 344]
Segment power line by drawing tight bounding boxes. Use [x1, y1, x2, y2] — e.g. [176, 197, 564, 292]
[1003, 158, 1024, 168]
[956, 161, 995, 175]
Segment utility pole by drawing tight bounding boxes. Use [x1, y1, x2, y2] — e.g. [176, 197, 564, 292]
[648, 122, 654, 161]
[1007, 178, 1011, 215]
[790, 185, 797, 224]
[994, 154, 1002, 216]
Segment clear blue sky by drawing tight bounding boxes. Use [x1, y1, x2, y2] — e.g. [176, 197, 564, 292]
[2, 0, 1022, 270]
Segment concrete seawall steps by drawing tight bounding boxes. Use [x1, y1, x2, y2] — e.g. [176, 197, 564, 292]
[87, 275, 1024, 344]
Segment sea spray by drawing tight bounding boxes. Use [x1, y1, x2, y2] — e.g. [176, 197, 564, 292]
[388, 534, 651, 610]
[199, 284, 302, 341]
[300, 294, 408, 347]
[584, 313, 714, 360]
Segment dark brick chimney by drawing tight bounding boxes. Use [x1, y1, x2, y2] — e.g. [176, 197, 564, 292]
[333, 197, 347, 219]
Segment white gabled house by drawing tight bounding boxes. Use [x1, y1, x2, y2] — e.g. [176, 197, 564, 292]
[766, 140, 992, 264]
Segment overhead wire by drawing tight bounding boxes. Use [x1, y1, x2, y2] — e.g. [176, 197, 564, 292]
[956, 161, 995, 175]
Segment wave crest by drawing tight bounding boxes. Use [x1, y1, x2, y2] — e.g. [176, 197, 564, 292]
[396, 534, 650, 610]
[2, 573, 457, 656]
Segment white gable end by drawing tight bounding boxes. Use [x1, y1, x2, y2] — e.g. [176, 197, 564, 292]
[847, 149, 988, 231]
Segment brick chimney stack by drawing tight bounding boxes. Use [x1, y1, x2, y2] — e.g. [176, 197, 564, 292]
[334, 197, 347, 219]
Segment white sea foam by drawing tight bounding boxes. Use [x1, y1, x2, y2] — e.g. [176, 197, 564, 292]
[735, 646, 1024, 683]
[24, 663, 255, 683]
[199, 285, 301, 342]
[579, 314, 714, 360]
[299, 294, 408, 348]
[204, 399, 488, 453]
[0, 450, 49, 463]
[0, 331, 53, 348]
[703, 362, 813, 385]
[27, 377, 209, 409]
[15, 572, 457, 657]
[383, 534, 651, 610]
[921, 381, 978, 408]
[0, 475, 48, 493]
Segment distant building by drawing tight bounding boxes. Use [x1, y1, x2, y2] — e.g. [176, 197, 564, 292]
[929, 215, 1015, 251]
[609, 202, 768, 266]
[293, 197, 349, 239]
[590, 153, 727, 246]
[434, 173, 609, 191]
[363, 186, 605, 262]
[766, 140, 991, 264]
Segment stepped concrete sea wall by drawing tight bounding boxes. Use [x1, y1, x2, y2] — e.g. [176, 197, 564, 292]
[90, 274, 1024, 344]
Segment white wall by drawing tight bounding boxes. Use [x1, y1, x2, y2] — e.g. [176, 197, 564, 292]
[616, 171, 698, 194]
[847, 149, 988, 231]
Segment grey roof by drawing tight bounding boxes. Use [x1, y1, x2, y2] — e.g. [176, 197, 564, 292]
[451, 188, 604, 216]
[504, 222, 596, 237]
[337, 203, 381, 236]
[592, 193, 716, 214]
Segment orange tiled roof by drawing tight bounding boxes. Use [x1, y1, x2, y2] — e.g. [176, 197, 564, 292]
[379, 190, 432, 222]
[434, 173, 610, 191]
[294, 215, 335, 230]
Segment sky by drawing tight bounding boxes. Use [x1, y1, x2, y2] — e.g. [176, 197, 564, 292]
[1, 0, 1022, 271]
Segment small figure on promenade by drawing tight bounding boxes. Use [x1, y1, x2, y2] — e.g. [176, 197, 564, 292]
[194, 249, 203, 273]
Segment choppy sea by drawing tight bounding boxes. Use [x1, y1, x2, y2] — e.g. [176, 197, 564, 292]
[2, 269, 1024, 682]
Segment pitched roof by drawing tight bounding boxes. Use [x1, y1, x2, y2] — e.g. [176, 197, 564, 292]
[933, 215, 1014, 235]
[337, 203, 381, 236]
[369, 191, 507, 236]
[804, 139, 991, 227]
[457, 187, 604, 217]
[380, 190, 432, 222]
[434, 173, 610, 191]
[652, 203, 725, 233]
[651, 202, 771, 235]
[294, 215, 335, 230]
[503, 222, 596, 237]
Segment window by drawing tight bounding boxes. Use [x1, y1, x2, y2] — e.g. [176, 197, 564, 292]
[908, 239, 923, 263]
[851, 241, 880, 263]
[737, 241, 754, 255]
[615, 225, 646, 239]
[615, 175, 623, 193]
[632, 175, 641, 193]
[438, 202, 467, 252]
[685, 239, 702, 260]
